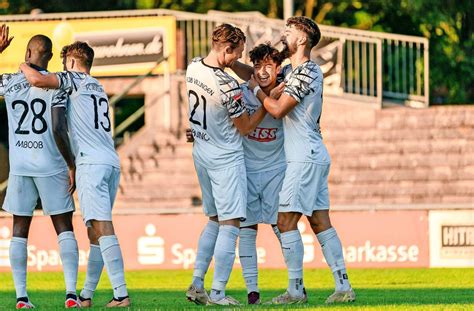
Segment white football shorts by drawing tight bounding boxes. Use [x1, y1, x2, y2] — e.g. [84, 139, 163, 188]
[278, 162, 330, 216]
[194, 161, 247, 222]
[241, 165, 286, 227]
[76, 164, 120, 227]
[2, 171, 75, 216]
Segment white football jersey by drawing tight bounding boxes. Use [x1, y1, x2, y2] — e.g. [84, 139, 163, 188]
[186, 58, 245, 169]
[54, 71, 120, 168]
[281, 61, 331, 164]
[241, 83, 285, 173]
[0, 70, 67, 177]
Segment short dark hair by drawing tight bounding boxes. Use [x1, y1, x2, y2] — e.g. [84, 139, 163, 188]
[249, 43, 284, 66]
[212, 24, 246, 49]
[60, 41, 94, 68]
[27, 35, 53, 59]
[286, 16, 321, 48]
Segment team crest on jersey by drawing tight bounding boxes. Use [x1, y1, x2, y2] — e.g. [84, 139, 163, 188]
[248, 127, 278, 142]
[228, 92, 244, 117]
[231, 93, 243, 106]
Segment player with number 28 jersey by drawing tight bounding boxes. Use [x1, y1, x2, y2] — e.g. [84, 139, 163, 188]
[1, 70, 67, 177]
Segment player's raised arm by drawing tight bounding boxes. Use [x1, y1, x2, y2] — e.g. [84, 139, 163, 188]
[224, 85, 267, 136]
[233, 106, 267, 136]
[248, 74, 298, 119]
[0, 24, 13, 54]
[230, 60, 254, 81]
[20, 62, 60, 88]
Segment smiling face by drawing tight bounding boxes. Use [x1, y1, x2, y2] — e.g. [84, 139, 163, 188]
[253, 57, 280, 89]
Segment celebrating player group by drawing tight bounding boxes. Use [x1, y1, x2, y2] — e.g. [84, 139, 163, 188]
[0, 24, 130, 308]
[185, 17, 356, 305]
[0, 14, 355, 309]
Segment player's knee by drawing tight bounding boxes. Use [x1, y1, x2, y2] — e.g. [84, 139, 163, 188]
[219, 219, 240, 228]
[277, 212, 301, 232]
[91, 220, 115, 238]
[308, 213, 332, 234]
[12, 225, 30, 238]
[51, 212, 74, 234]
[12, 216, 32, 238]
[87, 228, 100, 244]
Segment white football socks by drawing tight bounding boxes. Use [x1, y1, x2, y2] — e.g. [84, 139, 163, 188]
[99, 235, 128, 298]
[239, 228, 258, 293]
[210, 225, 239, 301]
[9, 237, 28, 299]
[281, 230, 305, 297]
[80, 244, 104, 299]
[316, 227, 351, 291]
[192, 220, 219, 289]
[58, 231, 79, 295]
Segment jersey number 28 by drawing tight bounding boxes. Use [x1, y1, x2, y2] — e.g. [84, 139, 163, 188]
[12, 98, 47, 135]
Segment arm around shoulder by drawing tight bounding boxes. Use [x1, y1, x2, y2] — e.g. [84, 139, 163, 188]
[20, 63, 60, 88]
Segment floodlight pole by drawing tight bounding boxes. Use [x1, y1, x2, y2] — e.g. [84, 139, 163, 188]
[284, 0, 294, 20]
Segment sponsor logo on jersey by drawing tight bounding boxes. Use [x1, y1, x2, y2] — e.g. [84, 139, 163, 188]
[248, 127, 277, 142]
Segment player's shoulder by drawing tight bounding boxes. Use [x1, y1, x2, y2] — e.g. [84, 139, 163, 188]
[1, 71, 23, 84]
[188, 57, 204, 69]
[191, 57, 203, 63]
[296, 61, 322, 78]
[214, 68, 238, 87]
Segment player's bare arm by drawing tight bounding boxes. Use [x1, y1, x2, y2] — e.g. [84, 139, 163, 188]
[233, 106, 267, 136]
[0, 24, 13, 54]
[230, 60, 254, 81]
[248, 74, 297, 119]
[19, 62, 59, 88]
[52, 107, 76, 194]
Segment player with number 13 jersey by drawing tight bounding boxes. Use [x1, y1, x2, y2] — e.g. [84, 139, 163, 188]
[53, 71, 119, 168]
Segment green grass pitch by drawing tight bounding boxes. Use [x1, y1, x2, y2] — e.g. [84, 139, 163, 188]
[1, 268, 473, 310]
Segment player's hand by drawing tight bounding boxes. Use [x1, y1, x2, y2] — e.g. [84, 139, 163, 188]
[0, 24, 14, 54]
[19, 62, 29, 72]
[67, 166, 76, 195]
[186, 128, 194, 143]
[248, 74, 258, 90]
[270, 82, 285, 99]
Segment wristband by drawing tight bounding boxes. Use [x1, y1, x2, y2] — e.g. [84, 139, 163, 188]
[253, 85, 261, 97]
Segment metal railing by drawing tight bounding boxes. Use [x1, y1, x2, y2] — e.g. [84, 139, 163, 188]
[169, 10, 429, 107]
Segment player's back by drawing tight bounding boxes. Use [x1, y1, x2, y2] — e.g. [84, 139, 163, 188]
[1, 71, 67, 176]
[55, 71, 119, 168]
[186, 57, 245, 169]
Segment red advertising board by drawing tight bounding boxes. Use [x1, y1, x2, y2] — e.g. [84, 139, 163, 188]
[0, 210, 429, 272]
